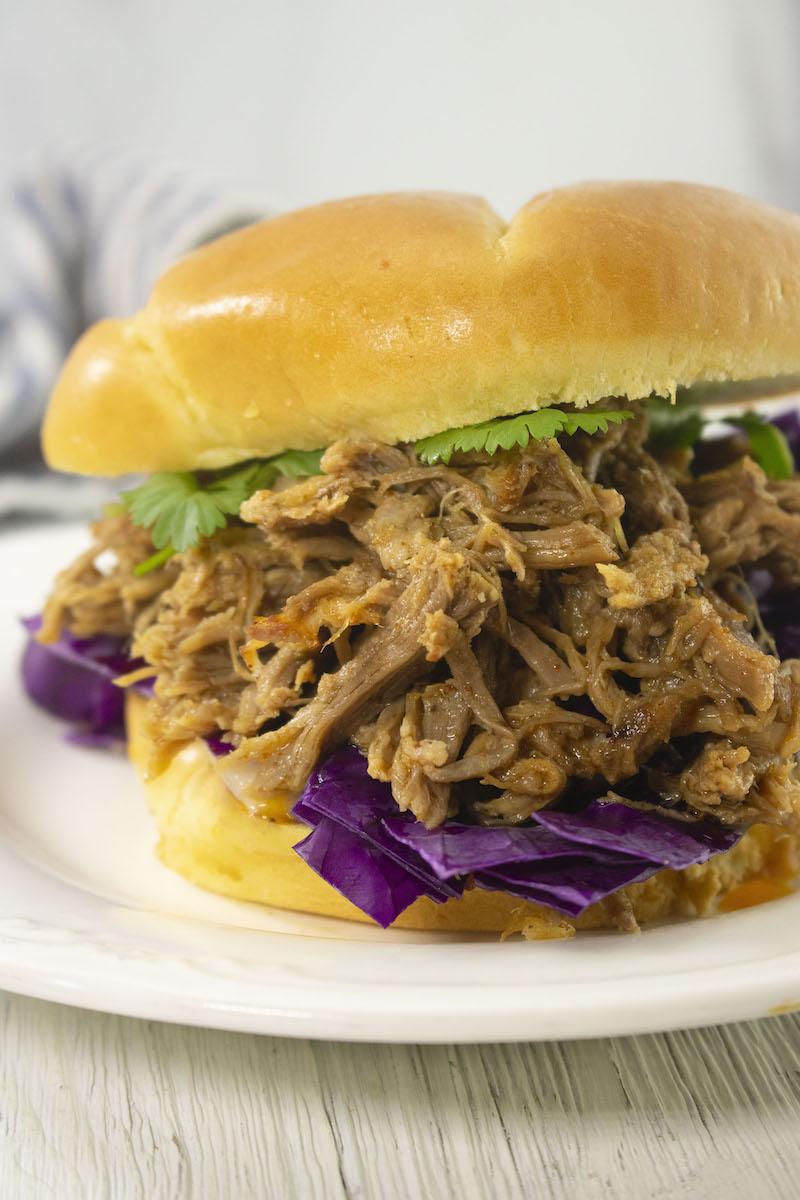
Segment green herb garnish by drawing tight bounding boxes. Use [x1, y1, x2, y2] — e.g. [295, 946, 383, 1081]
[102, 501, 127, 519]
[133, 545, 178, 576]
[123, 447, 324, 574]
[415, 407, 635, 466]
[646, 398, 793, 480]
[727, 412, 794, 481]
[645, 399, 706, 450]
[266, 448, 327, 478]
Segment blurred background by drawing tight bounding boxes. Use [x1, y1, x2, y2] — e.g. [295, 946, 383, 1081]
[3, 0, 800, 214]
[2, 0, 800, 505]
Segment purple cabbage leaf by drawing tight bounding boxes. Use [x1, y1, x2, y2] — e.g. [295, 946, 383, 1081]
[296, 819, 435, 929]
[20, 615, 150, 749]
[472, 857, 656, 915]
[206, 735, 234, 757]
[291, 746, 743, 927]
[21, 615, 236, 756]
[292, 749, 462, 927]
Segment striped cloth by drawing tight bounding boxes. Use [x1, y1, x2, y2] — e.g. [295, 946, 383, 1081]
[0, 150, 266, 517]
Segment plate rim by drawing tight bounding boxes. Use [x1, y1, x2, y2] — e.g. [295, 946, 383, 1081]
[1, 903, 800, 1041]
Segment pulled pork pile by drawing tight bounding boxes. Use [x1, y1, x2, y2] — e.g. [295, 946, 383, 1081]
[42, 409, 800, 831]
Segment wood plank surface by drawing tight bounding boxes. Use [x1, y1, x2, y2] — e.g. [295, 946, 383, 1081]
[2, 993, 800, 1199]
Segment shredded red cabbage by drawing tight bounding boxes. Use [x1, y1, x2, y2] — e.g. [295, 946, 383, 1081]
[292, 751, 462, 914]
[291, 747, 741, 926]
[296, 820, 439, 928]
[20, 615, 150, 749]
[206, 735, 234, 757]
[20, 616, 242, 758]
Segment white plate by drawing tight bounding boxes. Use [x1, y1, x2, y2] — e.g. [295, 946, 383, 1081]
[2, 523, 800, 1043]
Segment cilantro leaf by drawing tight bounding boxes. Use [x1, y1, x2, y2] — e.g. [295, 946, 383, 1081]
[121, 448, 325, 562]
[269, 448, 325, 478]
[645, 398, 794, 479]
[415, 408, 635, 465]
[645, 398, 705, 449]
[204, 461, 280, 514]
[122, 472, 222, 552]
[728, 412, 794, 481]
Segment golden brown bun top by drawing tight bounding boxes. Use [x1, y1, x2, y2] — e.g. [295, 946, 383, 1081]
[43, 181, 800, 475]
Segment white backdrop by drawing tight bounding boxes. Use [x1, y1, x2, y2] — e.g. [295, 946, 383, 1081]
[1, 0, 799, 216]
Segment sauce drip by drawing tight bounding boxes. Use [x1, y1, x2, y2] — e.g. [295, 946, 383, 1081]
[719, 878, 794, 913]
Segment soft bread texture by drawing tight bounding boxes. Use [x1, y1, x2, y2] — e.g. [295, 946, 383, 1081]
[45, 182, 800, 476]
[126, 695, 799, 936]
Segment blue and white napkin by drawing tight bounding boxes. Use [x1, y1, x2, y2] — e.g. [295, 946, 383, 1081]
[0, 150, 267, 518]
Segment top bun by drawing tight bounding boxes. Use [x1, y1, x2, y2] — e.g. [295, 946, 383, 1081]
[43, 181, 800, 476]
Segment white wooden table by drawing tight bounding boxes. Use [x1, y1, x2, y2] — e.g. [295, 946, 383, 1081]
[2, 993, 799, 1199]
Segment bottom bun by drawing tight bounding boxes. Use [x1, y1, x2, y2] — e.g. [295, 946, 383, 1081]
[126, 695, 798, 937]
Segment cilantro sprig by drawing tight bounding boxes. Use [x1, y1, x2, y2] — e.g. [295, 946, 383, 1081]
[415, 407, 635, 466]
[724, 411, 794, 480]
[121, 398, 795, 579]
[122, 447, 324, 574]
[646, 398, 794, 480]
[645, 400, 705, 450]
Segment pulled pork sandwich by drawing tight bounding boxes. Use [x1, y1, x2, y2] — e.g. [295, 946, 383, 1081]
[23, 181, 800, 937]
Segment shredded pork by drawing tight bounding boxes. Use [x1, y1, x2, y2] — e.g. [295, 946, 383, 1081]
[42, 408, 800, 830]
